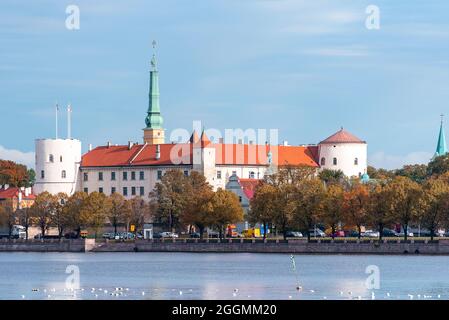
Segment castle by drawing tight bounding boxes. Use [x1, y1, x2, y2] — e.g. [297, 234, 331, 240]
[33, 52, 368, 199]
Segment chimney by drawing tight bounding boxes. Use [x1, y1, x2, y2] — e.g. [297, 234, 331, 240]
[249, 140, 254, 145]
[283, 140, 289, 146]
[88, 144, 93, 151]
[128, 141, 133, 150]
[218, 138, 224, 144]
[238, 139, 243, 144]
[155, 145, 161, 160]
[107, 141, 111, 148]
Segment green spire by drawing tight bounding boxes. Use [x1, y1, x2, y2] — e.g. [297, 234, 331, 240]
[145, 41, 163, 129]
[434, 114, 448, 158]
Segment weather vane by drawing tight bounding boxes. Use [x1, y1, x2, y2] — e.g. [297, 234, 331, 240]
[151, 40, 157, 70]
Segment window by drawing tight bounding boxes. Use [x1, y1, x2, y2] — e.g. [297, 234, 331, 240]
[354, 158, 358, 165]
[60, 156, 63, 162]
[41, 170, 45, 179]
[49, 154, 54, 163]
[111, 187, 116, 194]
[140, 187, 144, 196]
[98, 172, 103, 181]
[157, 170, 163, 180]
[111, 172, 116, 181]
[61, 170, 66, 179]
[333, 157, 337, 165]
[131, 171, 136, 180]
[83, 187, 88, 193]
[99, 187, 103, 194]
[139, 171, 144, 180]
[184, 170, 189, 177]
[123, 172, 128, 181]
[131, 187, 136, 196]
[321, 157, 326, 166]
[239, 196, 242, 203]
[249, 171, 255, 179]
[123, 187, 128, 196]
[83, 172, 88, 181]
[217, 171, 222, 179]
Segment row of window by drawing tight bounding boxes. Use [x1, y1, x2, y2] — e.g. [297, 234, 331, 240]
[216, 170, 259, 179]
[40, 170, 66, 179]
[48, 154, 63, 163]
[320, 157, 359, 166]
[83, 186, 145, 197]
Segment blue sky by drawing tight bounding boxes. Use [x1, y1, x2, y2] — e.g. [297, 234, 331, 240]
[0, 0, 448, 169]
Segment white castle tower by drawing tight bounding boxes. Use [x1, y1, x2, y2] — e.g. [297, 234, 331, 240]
[34, 105, 82, 195]
[318, 128, 367, 178]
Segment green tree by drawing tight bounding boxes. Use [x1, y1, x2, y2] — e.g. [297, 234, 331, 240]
[389, 176, 422, 240]
[419, 177, 449, 241]
[152, 169, 190, 231]
[248, 183, 277, 239]
[319, 169, 345, 186]
[395, 164, 428, 183]
[182, 171, 214, 239]
[64, 191, 89, 238]
[293, 179, 326, 242]
[209, 189, 244, 239]
[108, 193, 130, 234]
[31, 192, 57, 237]
[322, 184, 345, 239]
[427, 154, 449, 178]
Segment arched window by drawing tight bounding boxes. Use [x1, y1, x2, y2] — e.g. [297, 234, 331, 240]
[333, 157, 337, 165]
[49, 154, 54, 163]
[354, 158, 358, 165]
[249, 171, 255, 179]
[320, 157, 326, 166]
[60, 156, 63, 162]
[61, 170, 66, 179]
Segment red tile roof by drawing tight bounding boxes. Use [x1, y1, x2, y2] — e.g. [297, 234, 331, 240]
[0, 187, 36, 200]
[320, 128, 365, 144]
[238, 178, 261, 200]
[81, 143, 319, 167]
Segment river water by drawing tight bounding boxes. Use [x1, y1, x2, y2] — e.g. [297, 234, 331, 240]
[0, 252, 448, 300]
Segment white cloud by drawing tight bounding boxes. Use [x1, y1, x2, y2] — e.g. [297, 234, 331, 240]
[0, 145, 35, 169]
[369, 151, 432, 170]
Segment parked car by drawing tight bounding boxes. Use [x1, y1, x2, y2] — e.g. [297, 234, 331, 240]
[34, 234, 60, 240]
[382, 228, 399, 237]
[362, 230, 380, 238]
[102, 232, 112, 239]
[328, 230, 345, 238]
[285, 231, 303, 238]
[396, 232, 414, 238]
[190, 232, 201, 238]
[345, 230, 360, 238]
[308, 228, 326, 238]
[159, 232, 178, 238]
[64, 232, 79, 239]
[207, 231, 219, 238]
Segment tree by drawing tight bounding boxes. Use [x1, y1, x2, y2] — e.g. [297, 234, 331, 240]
[26, 169, 36, 187]
[0, 200, 17, 239]
[31, 192, 57, 237]
[17, 207, 32, 240]
[395, 164, 427, 183]
[108, 193, 130, 234]
[319, 169, 345, 186]
[293, 179, 326, 242]
[427, 154, 449, 178]
[419, 178, 449, 241]
[209, 189, 244, 239]
[322, 184, 345, 239]
[182, 171, 214, 239]
[367, 183, 394, 241]
[389, 176, 422, 240]
[0, 160, 29, 187]
[128, 197, 151, 234]
[344, 183, 369, 239]
[53, 192, 69, 238]
[81, 192, 111, 238]
[64, 191, 89, 238]
[248, 183, 277, 239]
[367, 166, 395, 180]
[152, 169, 190, 231]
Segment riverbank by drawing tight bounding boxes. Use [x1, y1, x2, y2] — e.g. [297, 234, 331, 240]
[2, 238, 449, 254]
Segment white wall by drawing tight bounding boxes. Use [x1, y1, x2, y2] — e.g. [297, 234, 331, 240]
[34, 139, 81, 195]
[318, 142, 367, 178]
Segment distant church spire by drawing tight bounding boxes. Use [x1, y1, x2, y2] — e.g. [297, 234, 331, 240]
[434, 114, 448, 158]
[143, 40, 165, 144]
